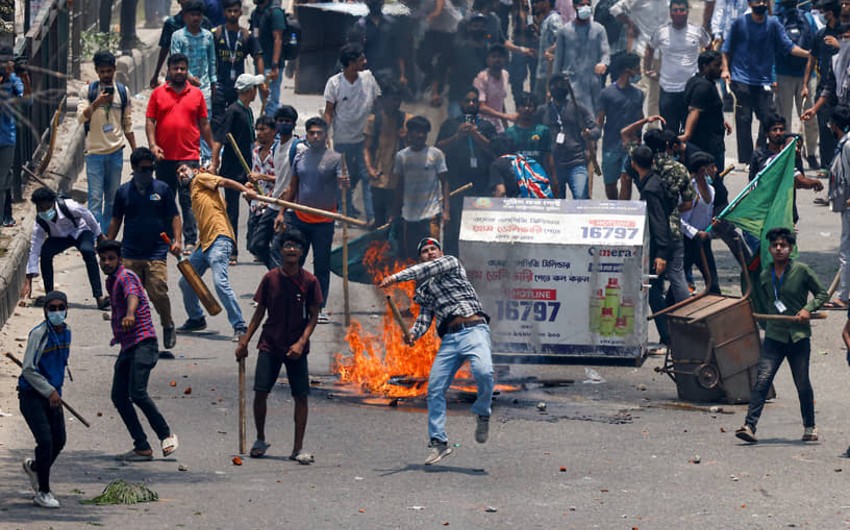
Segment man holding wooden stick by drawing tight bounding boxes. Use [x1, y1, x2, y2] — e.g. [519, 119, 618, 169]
[379, 237, 494, 466]
[235, 229, 321, 462]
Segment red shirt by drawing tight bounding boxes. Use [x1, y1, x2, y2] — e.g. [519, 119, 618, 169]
[146, 83, 208, 161]
[254, 268, 323, 354]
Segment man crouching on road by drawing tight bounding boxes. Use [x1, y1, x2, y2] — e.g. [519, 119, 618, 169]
[378, 237, 494, 465]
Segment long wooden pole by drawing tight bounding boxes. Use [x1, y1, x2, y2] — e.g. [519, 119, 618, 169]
[250, 195, 368, 227]
[341, 158, 351, 327]
[5, 352, 91, 428]
[386, 296, 412, 344]
[238, 358, 246, 455]
[752, 312, 827, 321]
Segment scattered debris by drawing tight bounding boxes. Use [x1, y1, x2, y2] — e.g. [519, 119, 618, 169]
[407, 506, 425, 511]
[485, 506, 498, 513]
[170, 380, 177, 387]
[178, 464, 189, 471]
[80, 480, 158, 505]
[692, 454, 701, 464]
[559, 466, 567, 472]
[536, 402, 547, 411]
[583, 368, 605, 384]
[731, 475, 739, 481]
[358, 508, 366, 513]
[637, 384, 647, 391]
[184, 387, 192, 395]
[96, 412, 103, 417]
[232, 456, 243, 466]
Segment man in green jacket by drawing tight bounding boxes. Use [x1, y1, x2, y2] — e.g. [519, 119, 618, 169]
[736, 227, 828, 444]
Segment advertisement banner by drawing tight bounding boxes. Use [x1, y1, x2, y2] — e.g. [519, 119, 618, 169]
[459, 198, 649, 359]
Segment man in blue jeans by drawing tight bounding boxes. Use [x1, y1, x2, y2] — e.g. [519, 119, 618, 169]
[735, 228, 828, 444]
[379, 237, 494, 466]
[283, 117, 345, 324]
[250, 0, 286, 117]
[174, 163, 256, 340]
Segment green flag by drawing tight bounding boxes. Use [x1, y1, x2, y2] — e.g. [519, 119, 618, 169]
[716, 141, 797, 266]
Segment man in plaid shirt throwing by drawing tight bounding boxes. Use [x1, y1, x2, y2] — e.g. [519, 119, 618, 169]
[379, 237, 494, 465]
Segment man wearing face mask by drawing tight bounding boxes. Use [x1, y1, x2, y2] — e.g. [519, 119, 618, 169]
[108, 148, 182, 353]
[721, 0, 812, 164]
[18, 290, 72, 509]
[78, 51, 135, 233]
[20, 187, 108, 310]
[553, 0, 610, 113]
[645, 0, 711, 135]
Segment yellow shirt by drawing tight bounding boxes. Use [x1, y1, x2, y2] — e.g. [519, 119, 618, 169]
[190, 172, 236, 251]
[77, 83, 133, 155]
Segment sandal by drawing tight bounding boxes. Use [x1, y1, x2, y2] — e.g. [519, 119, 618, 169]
[289, 451, 314, 465]
[822, 299, 849, 310]
[250, 439, 270, 458]
[115, 449, 154, 462]
[162, 434, 179, 457]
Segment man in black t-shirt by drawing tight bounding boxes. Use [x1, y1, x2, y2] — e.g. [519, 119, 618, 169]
[212, 0, 264, 132]
[680, 51, 730, 171]
[436, 87, 497, 256]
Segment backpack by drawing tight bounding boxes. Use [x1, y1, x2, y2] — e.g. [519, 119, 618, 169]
[501, 154, 554, 198]
[35, 197, 80, 236]
[288, 136, 306, 166]
[594, 0, 623, 49]
[779, 8, 812, 48]
[85, 81, 128, 135]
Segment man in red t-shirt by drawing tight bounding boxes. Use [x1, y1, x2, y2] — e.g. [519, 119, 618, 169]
[235, 229, 322, 463]
[145, 52, 214, 253]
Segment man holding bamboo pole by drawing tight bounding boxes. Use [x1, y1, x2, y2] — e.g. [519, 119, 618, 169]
[281, 117, 348, 324]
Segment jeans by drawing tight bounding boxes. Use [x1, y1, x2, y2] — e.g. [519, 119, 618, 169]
[556, 163, 589, 200]
[156, 160, 198, 246]
[19, 390, 65, 493]
[730, 80, 776, 163]
[247, 207, 282, 270]
[286, 216, 334, 308]
[0, 145, 13, 223]
[263, 68, 282, 117]
[666, 238, 690, 303]
[112, 338, 171, 452]
[683, 235, 721, 294]
[334, 142, 374, 222]
[179, 236, 245, 330]
[40, 231, 103, 298]
[86, 149, 124, 232]
[837, 210, 850, 301]
[659, 88, 686, 135]
[427, 324, 494, 443]
[775, 75, 818, 158]
[648, 263, 670, 344]
[744, 337, 814, 430]
[122, 258, 173, 329]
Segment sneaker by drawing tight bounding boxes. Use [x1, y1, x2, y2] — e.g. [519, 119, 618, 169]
[735, 424, 758, 443]
[163, 326, 177, 349]
[22, 458, 38, 492]
[231, 328, 247, 342]
[424, 439, 453, 465]
[475, 415, 490, 444]
[802, 426, 819, 442]
[176, 318, 207, 333]
[182, 244, 195, 256]
[33, 491, 60, 508]
[317, 311, 330, 324]
[2, 218, 16, 227]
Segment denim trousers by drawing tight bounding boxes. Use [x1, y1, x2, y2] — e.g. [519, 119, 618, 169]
[334, 142, 374, 222]
[648, 265, 670, 345]
[556, 163, 589, 200]
[427, 324, 494, 443]
[111, 338, 172, 452]
[19, 389, 65, 493]
[287, 215, 334, 308]
[745, 337, 814, 430]
[263, 68, 282, 117]
[86, 148, 124, 232]
[40, 230, 103, 298]
[179, 236, 246, 330]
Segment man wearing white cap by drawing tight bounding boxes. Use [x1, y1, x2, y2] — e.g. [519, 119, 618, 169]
[211, 73, 265, 264]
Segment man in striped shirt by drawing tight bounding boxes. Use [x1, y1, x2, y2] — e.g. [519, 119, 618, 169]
[379, 237, 494, 465]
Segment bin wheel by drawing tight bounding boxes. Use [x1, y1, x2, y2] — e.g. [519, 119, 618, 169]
[696, 364, 720, 389]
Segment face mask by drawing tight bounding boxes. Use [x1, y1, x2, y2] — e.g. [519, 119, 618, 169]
[277, 122, 295, 135]
[550, 87, 568, 101]
[751, 4, 768, 15]
[38, 208, 56, 222]
[577, 5, 592, 20]
[630, 74, 642, 84]
[47, 310, 66, 327]
[133, 168, 154, 188]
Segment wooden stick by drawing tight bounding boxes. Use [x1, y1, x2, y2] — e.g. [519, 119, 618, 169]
[752, 312, 827, 321]
[5, 352, 91, 428]
[226, 133, 252, 175]
[386, 295, 412, 344]
[341, 157, 351, 328]
[719, 165, 735, 178]
[828, 269, 841, 297]
[371, 182, 476, 233]
[238, 357, 246, 455]
[250, 195, 368, 226]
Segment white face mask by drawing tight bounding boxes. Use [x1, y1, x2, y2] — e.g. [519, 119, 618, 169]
[47, 310, 66, 327]
[577, 5, 592, 20]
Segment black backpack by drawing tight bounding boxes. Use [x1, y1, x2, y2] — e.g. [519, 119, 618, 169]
[85, 81, 128, 135]
[594, 0, 623, 49]
[35, 198, 80, 236]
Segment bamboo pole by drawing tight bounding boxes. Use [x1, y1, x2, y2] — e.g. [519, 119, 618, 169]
[341, 158, 351, 327]
[5, 352, 91, 428]
[387, 296, 412, 344]
[250, 195, 368, 227]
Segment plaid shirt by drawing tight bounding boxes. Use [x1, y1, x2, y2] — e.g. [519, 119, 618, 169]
[391, 255, 488, 339]
[106, 265, 157, 350]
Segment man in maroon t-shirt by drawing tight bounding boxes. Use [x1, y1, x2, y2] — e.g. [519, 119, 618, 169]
[235, 229, 322, 462]
[145, 52, 214, 253]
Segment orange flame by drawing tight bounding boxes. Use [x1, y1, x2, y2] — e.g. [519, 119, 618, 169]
[334, 241, 470, 397]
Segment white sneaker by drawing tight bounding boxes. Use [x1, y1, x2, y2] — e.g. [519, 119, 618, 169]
[317, 311, 330, 324]
[22, 458, 38, 492]
[33, 491, 60, 508]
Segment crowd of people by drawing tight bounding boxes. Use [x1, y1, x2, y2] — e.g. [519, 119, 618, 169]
[16, 0, 850, 509]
